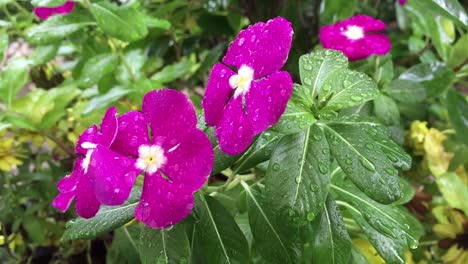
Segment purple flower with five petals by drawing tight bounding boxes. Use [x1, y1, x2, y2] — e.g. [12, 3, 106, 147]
[202, 17, 294, 155]
[52, 107, 119, 218]
[34, 1, 75, 20]
[319, 15, 391, 61]
[86, 89, 214, 228]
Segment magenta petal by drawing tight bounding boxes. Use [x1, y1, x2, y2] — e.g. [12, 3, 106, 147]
[338, 14, 386, 32]
[111, 111, 149, 157]
[75, 125, 99, 155]
[100, 106, 118, 148]
[135, 173, 194, 229]
[215, 97, 254, 155]
[202, 63, 235, 126]
[54, 1, 75, 14]
[142, 89, 197, 149]
[88, 145, 140, 206]
[364, 34, 391, 55]
[34, 7, 54, 20]
[52, 192, 75, 212]
[223, 17, 293, 78]
[398, 0, 406, 5]
[163, 128, 213, 191]
[246, 71, 293, 134]
[74, 160, 100, 218]
[57, 172, 78, 193]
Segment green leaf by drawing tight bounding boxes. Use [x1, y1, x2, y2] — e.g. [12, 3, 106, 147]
[436, 172, 468, 215]
[139, 224, 190, 264]
[31, 0, 66, 7]
[331, 176, 423, 254]
[232, 131, 282, 175]
[192, 194, 249, 264]
[320, 0, 357, 24]
[61, 188, 141, 240]
[78, 53, 119, 88]
[145, 17, 171, 30]
[265, 124, 331, 225]
[322, 70, 379, 111]
[447, 34, 468, 67]
[0, 31, 7, 62]
[151, 59, 194, 83]
[310, 196, 352, 264]
[241, 182, 300, 264]
[273, 84, 317, 134]
[116, 49, 145, 84]
[393, 177, 415, 206]
[398, 62, 454, 97]
[27, 13, 95, 45]
[106, 225, 141, 264]
[40, 85, 81, 130]
[319, 119, 411, 204]
[373, 94, 400, 125]
[91, 2, 148, 42]
[0, 58, 29, 107]
[387, 79, 426, 104]
[83, 86, 130, 115]
[415, 0, 468, 27]
[29, 44, 60, 66]
[299, 50, 348, 102]
[446, 89, 468, 145]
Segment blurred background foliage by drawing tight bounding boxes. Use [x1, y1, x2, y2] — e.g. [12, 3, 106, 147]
[0, 0, 467, 263]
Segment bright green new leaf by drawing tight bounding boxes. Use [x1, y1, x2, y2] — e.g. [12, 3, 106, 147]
[78, 53, 119, 88]
[436, 172, 468, 215]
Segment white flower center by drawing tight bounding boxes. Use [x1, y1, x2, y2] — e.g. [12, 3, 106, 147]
[81, 142, 97, 173]
[229, 65, 254, 98]
[136, 145, 167, 175]
[343, 25, 364, 40]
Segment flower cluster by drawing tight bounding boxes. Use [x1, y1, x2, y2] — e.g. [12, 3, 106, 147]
[53, 89, 214, 228]
[34, 1, 75, 20]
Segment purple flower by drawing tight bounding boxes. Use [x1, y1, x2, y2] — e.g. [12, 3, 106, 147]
[86, 89, 214, 228]
[319, 15, 391, 61]
[34, 1, 75, 20]
[202, 17, 294, 155]
[52, 107, 119, 218]
[398, 0, 406, 5]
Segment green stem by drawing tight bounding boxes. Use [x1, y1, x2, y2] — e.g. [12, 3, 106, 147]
[42, 132, 74, 156]
[12, 1, 29, 16]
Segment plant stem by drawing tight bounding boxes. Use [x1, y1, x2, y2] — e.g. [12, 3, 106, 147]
[42, 132, 74, 156]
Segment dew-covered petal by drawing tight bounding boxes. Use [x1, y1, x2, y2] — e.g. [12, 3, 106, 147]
[142, 89, 197, 150]
[162, 128, 213, 191]
[246, 71, 293, 134]
[215, 96, 254, 155]
[56, 162, 80, 193]
[87, 145, 141, 206]
[34, 7, 54, 20]
[54, 1, 75, 14]
[202, 63, 235, 126]
[111, 111, 149, 157]
[223, 17, 293, 78]
[74, 159, 100, 219]
[100, 106, 118, 148]
[364, 33, 391, 55]
[75, 125, 99, 156]
[135, 173, 194, 229]
[336, 14, 386, 32]
[52, 191, 75, 212]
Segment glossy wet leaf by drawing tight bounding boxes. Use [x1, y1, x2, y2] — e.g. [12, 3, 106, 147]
[310, 196, 352, 264]
[299, 50, 348, 101]
[415, 0, 468, 27]
[83, 86, 130, 115]
[29, 44, 60, 66]
[116, 49, 145, 84]
[265, 124, 331, 225]
[62, 188, 141, 240]
[232, 131, 282, 175]
[273, 84, 317, 134]
[31, 0, 66, 6]
[192, 194, 249, 264]
[27, 13, 95, 45]
[241, 182, 300, 264]
[139, 224, 190, 264]
[107, 225, 141, 264]
[331, 176, 423, 256]
[151, 59, 194, 83]
[91, 2, 148, 42]
[373, 94, 400, 125]
[398, 62, 454, 97]
[387, 79, 426, 104]
[78, 53, 118, 88]
[320, 119, 411, 204]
